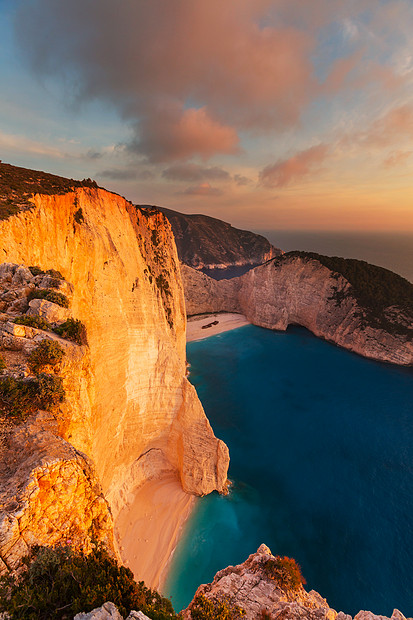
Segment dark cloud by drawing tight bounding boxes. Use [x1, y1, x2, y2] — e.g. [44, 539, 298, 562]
[162, 163, 230, 183]
[14, 0, 317, 162]
[234, 174, 252, 186]
[99, 168, 154, 181]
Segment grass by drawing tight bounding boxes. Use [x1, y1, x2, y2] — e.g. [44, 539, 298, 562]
[27, 289, 69, 308]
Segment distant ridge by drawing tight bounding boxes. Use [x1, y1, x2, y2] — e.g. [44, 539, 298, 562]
[154, 206, 282, 273]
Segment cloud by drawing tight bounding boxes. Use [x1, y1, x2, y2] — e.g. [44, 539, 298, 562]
[181, 182, 223, 196]
[162, 163, 230, 183]
[14, 0, 316, 162]
[383, 150, 412, 168]
[358, 104, 413, 147]
[234, 174, 252, 186]
[0, 130, 64, 158]
[259, 144, 329, 187]
[100, 168, 154, 181]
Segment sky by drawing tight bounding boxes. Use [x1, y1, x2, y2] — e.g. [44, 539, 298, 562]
[1, 0, 413, 232]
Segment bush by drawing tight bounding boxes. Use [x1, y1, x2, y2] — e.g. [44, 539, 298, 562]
[28, 288, 69, 308]
[0, 354, 6, 372]
[36, 373, 65, 408]
[263, 556, 306, 592]
[53, 318, 87, 345]
[14, 315, 51, 330]
[190, 594, 245, 619]
[0, 544, 177, 619]
[29, 266, 63, 279]
[0, 373, 65, 420]
[28, 340, 65, 374]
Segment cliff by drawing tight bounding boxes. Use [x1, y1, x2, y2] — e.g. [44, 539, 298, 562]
[157, 206, 281, 271]
[181, 253, 413, 366]
[0, 163, 229, 571]
[182, 544, 412, 620]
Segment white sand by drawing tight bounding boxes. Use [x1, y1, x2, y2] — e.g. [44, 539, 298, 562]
[115, 474, 195, 592]
[187, 312, 250, 342]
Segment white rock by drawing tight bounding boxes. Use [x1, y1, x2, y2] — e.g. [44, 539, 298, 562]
[27, 298, 70, 324]
[74, 601, 124, 619]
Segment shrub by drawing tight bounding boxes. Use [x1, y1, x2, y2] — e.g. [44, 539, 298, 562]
[28, 340, 65, 374]
[190, 594, 245, 619]
[0, 354, 6, 372]
[36, 373, 65, 408]
[53, 318, 87, 345]
[0, 376, 39, 419]
[29, 266, 63, 279]
[263, 556, 306, 592]
[14, 315, 51, 330]
[0, 544, 177, 619]
[28, 288, 69, 308]
[0, 373, 64, 420]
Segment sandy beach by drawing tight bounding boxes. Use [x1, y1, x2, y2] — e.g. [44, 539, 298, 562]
[187, 312, 250, 342]
[115, 474, 195, 592]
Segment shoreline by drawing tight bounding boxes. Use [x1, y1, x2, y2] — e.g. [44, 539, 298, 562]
[186, 312, 250, 342]
[114, 474, 196, 593]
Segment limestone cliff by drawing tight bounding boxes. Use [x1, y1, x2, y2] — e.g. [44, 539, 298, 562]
[0, 168, 229, 570]
[181, 254, 413, 366]
[182, 544, 412, 620]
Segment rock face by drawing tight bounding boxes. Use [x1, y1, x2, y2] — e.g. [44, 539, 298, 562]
[182, 544, 412, 620]
[181, 255, 413, 366]
[0, 175, 229, 570]
[157, 206, 281, 270]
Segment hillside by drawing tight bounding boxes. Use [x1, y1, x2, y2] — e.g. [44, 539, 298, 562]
[155, 206, 281, 272]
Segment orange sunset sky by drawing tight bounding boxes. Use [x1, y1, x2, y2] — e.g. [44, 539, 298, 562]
[1, 0, 413, 231]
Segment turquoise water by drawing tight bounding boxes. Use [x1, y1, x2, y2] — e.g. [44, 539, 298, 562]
[164, 325, 413, 616]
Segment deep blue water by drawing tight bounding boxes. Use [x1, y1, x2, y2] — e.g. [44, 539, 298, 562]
[164, 325, 413, 616]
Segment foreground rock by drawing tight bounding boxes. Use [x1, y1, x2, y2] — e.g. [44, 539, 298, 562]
[181, 253, 413, 366]
[182, 545, 412, 620]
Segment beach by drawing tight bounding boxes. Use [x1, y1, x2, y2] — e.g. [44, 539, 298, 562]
[187, 312, 250, 342]
[115, 314, 250, 595]
[115, 474, 195, 592]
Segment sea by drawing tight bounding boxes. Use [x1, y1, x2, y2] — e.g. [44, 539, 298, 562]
[164, 231, 413, 616]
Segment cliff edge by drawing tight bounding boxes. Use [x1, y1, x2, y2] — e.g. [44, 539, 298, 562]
[0, 163, 229, 572]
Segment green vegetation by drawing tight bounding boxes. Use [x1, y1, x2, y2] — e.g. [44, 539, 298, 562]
[29, 266, 64, 279]
[0, 354, 6, 372]
[28, 288, 69, 308]
[0, 544, 177, 620]
[0, 374, 64, 421]
[14, 315, 51, 330]
[28, 340, 65, 374]
[286, 251, 413, 336]
[263, 556, 306, 592]
[190, 594, 245, 619]
[0, 162, 99, 220]
[53, 318, 87, 345]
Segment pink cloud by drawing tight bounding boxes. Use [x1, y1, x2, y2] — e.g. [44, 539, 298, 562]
[181, 182, 223, 196]
[383, 150, 412, 168]
[259, 144, 329, 187]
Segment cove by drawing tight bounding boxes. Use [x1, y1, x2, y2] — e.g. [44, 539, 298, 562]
[164, 325, 413, 617]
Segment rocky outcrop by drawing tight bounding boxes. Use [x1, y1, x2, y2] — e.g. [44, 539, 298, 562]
[158, 206, 281, 271]
[74, 601, 151, 620]
[0, 412, 113, 572]
[181, 255, 413, 366]
[0, 169, 229, 572]
[182, 544, 412, 620]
